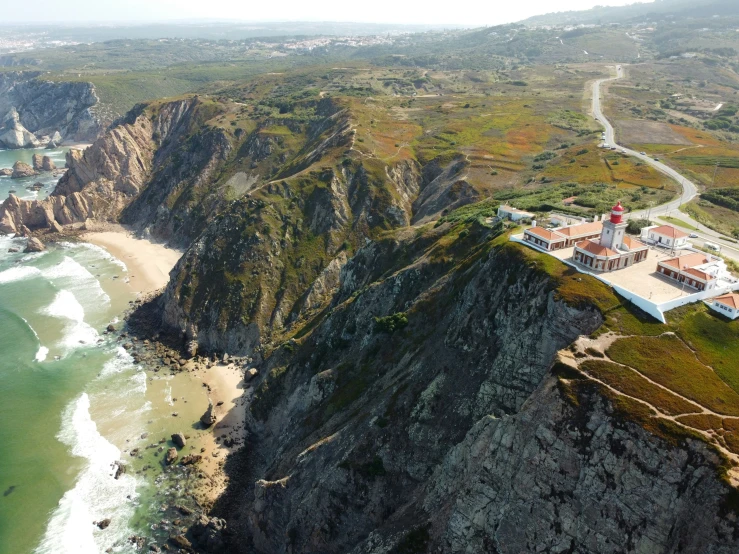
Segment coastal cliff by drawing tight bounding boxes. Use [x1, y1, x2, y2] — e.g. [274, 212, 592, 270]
[0, 71, 100, 146]
[186, 223, 739, 553]
[3, 80, 736, 552]
[0, 96, 233, 242]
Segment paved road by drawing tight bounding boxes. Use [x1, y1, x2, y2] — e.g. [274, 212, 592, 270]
[591, 65, 739, 261]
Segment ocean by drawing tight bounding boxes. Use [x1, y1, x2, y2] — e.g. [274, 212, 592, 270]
[0, 147, 71, 201]
[0, 150, 222, 553]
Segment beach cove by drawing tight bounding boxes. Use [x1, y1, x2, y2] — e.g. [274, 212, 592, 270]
[0, 227, 246, 554]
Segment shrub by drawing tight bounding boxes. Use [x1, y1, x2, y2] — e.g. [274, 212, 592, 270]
[374, 312, 409, 334]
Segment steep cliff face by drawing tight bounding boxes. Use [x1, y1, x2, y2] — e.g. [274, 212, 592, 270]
[0, 97, 233, 242]
[0, 71, 100, 144]
[190, 223, 739, 554]
[160, 153, 423, 353]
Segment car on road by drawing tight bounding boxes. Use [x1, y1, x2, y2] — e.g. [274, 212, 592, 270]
[689, 233, 698, 238]
[639, 151, 646, 155]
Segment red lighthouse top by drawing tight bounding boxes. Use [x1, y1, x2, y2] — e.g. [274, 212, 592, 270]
[610, 201, 624, 224]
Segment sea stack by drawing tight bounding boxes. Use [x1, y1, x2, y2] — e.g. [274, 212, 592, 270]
[11, 161, 37, 179]
[24, 237, 45, 253]
[200, 401, 216, 428]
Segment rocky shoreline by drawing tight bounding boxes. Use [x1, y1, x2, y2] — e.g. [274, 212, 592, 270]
[94, 295, 252, 552]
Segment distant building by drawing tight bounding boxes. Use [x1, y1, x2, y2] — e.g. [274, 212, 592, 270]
[710, 293, 739, 320]
[572, 202, 649, 271]
[497, 204, 535, 222]
[523, 221, 602, 251]
[644, 225, 689, 248]
[657, 252, 726, 292]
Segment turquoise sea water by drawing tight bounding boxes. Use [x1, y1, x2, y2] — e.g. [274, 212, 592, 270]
[0, 147, 71, 201]
[0, 147, 218, 553]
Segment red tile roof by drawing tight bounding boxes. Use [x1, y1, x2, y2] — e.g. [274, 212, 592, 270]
[682, 267, 714, 282]
[651, 225, 689, 239]
[575, 239, 618, 258]
[659, 252, 710, 271]
[621, 235, 648, 250]
[526, 227, 565, 242]
[556, 221, 603, 238]
[714, 293, 739, 309]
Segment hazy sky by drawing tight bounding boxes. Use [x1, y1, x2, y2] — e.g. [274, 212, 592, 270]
[3, 0, 654, 26]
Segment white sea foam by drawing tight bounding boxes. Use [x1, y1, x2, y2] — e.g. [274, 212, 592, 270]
[59, 241, 128, 272]
[100, 346, 134, 378]
[129, 371, 147, 395]
[0, 265, 42, 284]
[40, 257, 110, 327]
[41, 290, 99, 351]
[35, 393, 139, 554]
[35, 346, 49, 362]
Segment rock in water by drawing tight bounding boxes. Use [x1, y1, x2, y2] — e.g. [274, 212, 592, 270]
[180, 454, 202, 466]
[24, 237, 45, 253]
[165, 448, 178, 465]
[42, 156, 56, 171]
[169, 535, 192, 549]
[171, 433, 186, 448]
[0, 168, 12, 176]
[113, 462, 126, 480]
[11, 161, 37, 179]
[0, 108, 40, 149]
[32, 154, 43, 171]
[200, 401, 217, 428]
[95, 518, 111, 530]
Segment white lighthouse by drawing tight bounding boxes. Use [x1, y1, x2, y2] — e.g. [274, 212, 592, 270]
[599, 201, 627, 250]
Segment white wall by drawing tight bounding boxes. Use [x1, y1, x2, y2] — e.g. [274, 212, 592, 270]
[510, 234, 739, 324]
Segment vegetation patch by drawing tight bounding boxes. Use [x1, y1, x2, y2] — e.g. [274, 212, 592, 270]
[581, 359, 700, 416]
[374, 312, 409, 334]
[607, 335, 739, 416]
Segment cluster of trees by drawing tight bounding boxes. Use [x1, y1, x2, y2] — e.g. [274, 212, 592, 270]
[705, 105, 739, 132]
[701, 188, 739, 212]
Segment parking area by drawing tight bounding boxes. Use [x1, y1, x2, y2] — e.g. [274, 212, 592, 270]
[550, 245, 696, 303]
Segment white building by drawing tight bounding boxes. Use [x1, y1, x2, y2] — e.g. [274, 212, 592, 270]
[657, 252, 729, 292]
[572, 202, 649, 271]
[643, 225, 689, 248]
[498, 204, 535, 222]
[523, 221, 603, 251]
[710, 293, 739, 320]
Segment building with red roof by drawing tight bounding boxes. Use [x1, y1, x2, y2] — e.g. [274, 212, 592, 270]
[656, 252, 726, 291]
[572, 202, 649, 271]
[710, 293, 739, 319]
[644, 224, 690, 249]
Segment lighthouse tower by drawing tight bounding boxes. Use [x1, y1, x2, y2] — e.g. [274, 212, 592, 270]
[600, 201, 627, 249]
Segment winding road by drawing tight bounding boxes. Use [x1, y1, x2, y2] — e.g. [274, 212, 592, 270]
[591, 65, 739, 261]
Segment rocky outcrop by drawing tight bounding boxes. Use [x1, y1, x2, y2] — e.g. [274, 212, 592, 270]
[0, 71, 100, 144]
[24, 237, 45, 252]
[424, 379, 739, 554]
[0, 97, 232, 239]
[165, 448, 178, 465]
[41, 156, 55, 171]
[171, 433, 186, 448]
[200, 402, 217, 428]
[0, 108, 39, 149]
[30, 154, 54, 171]
[11, 161, 37, 179]
[200, 227, 739, 553]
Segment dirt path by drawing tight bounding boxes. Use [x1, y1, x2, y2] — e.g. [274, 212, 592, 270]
[562, 333, 739, 484]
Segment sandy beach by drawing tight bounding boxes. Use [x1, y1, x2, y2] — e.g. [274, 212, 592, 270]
[82, 225, 247, 505]
[81, 226, 182, 293]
